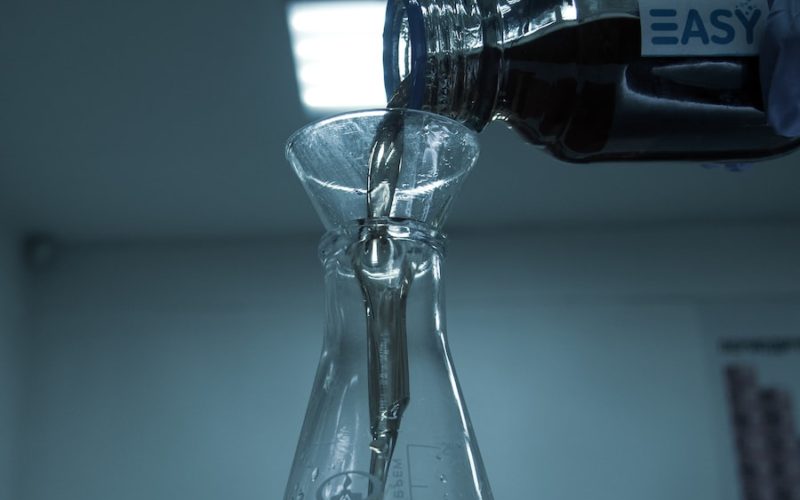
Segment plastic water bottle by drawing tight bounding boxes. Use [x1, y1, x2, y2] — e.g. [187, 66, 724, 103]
[384, 0, 800, 162]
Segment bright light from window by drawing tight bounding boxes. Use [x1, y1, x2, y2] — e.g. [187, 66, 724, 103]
[287, 1, 387, 114]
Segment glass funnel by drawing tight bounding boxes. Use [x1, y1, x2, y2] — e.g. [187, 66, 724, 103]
[284, 109, 492, 500]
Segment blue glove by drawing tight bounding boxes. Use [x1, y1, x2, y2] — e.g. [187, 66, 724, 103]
[761, 0, 800, 138]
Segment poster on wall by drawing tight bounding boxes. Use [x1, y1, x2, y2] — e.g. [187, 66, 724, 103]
[702, 303, 800, 500]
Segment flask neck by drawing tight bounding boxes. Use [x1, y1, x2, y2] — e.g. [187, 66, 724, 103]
[318, 219, 446, 350]
[319, 219, 444, 262]
[384, 0, 502, 130]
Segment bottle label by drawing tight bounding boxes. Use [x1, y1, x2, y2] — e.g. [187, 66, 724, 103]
[639, 0, 769, 56]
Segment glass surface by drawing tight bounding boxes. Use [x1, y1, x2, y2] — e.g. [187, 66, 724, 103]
[283, 110, 492, 500]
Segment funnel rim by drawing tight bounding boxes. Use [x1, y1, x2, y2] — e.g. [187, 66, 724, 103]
[284, 108, 478, 163]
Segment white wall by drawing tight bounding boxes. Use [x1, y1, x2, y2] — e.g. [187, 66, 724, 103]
[0, 228, 23, 500]
[16, 223, 800, 500]
[445, 224, 800, 500]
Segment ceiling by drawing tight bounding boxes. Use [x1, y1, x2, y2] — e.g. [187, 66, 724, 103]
[2, 0, 799, 240]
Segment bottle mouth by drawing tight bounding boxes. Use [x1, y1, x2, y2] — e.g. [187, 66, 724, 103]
[383, 0, 427, 109]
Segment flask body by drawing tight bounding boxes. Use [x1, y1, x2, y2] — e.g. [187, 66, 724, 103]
[284, 221, 493, 500]
[384, 0, 800, 162]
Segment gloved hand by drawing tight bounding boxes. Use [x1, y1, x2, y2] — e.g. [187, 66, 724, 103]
[761, 0, 800, 138]
[703, 0, 799, 171]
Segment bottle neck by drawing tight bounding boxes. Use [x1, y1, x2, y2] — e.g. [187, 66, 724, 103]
[384, 0, 503, 130]
[319, 219, 445, 268]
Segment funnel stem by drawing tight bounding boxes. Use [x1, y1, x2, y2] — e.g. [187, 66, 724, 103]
[351, 231, 414, 497]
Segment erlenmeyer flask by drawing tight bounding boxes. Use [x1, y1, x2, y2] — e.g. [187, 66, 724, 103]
[284, 109, 492, 500]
